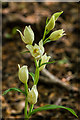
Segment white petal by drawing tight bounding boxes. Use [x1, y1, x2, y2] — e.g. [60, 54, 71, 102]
[26, 45, 34, 53]
[17, 29, 25, 43]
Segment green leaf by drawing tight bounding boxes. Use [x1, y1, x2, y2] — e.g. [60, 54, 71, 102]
[40, 60, 56, 67]
[21, 50, 30, 54]
[46, 17, 49, 25]
[2, 88, 26, 96]
[39, 59, 42, 67]
[29, 72, 35, 81]
[42, 17, 49, 41]
[29, 105, 78, 118]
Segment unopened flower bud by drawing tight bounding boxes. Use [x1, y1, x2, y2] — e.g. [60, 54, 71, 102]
[18, 64, 29, 84]
[28, 85, 38, 104]
[26, 40, 44, 60]
[46, 15, 55, 30]
[53, 11, 63, 21]
[17, 26, 34, 45]
[39, 53, 51, 71]
[49, 29, 65, 41]
[46, 11, 63, 31]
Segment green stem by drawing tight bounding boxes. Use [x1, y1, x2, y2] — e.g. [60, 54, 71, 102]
[34, 67, 39, 85]
[43, 37, 49, 45]
[42, 27, 46, 41]
[28, 104, 34, 117]
[34, 59, 39, 85]
[34, 59, 38, 68]
[25, 83, 28, 119]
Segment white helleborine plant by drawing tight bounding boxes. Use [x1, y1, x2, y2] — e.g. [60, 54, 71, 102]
[39, 53, 51, 71]
[17, 26, 34, 45]
[49, 29, 65, 41]
[3, 11, 77, 119]
[26, 40, 44, 60]
[18, 64, 29, 84]
[28, 85, 38, 104]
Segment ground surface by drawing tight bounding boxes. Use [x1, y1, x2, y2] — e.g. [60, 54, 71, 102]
[2, 2, 79, 120]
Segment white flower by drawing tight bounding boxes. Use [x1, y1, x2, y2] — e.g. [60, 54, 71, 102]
[18, 64, 29, 84]
[17, 25, 34, 44]
[28, 85, 38, 104]
[26, 40, 44, 60]
[38, 53, 51, 71]
[46, 11, 63, 31]
[49, 29, 65, 41]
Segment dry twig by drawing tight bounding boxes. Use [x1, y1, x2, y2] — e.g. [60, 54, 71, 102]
[40, 69, 79, 92]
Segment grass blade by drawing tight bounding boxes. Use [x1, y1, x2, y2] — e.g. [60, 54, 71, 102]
[2, 88, 26, 96]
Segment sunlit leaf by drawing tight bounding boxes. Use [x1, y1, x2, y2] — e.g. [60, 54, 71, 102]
[29, 105, 78, 118]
